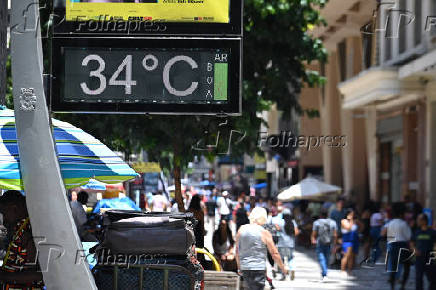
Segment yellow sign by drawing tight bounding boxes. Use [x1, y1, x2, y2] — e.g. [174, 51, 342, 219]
[254, 170, 267, 180]
[132, 162, 161, 173]
[254, 153, 266, 164]
[66, 0, 230, 23]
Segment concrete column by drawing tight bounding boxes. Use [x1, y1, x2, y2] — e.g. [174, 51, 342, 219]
[365, 106, 378, 201]
[425, 82, 436, 212]
[341, 109, 354, 198]
[339, 109, 368, 206]
[402, 107, 418, 201]
[321, 51, 342, 186]
[353, 111, 368, 208]
[299, 63, 323, 180]
[417, 102, 426, 206]
[340, 36, 368, 206]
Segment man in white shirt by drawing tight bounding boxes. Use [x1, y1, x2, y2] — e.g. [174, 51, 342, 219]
[217, 191, 232, 221]
[381, 202, 412, 290]
[151, 191, 168, 212]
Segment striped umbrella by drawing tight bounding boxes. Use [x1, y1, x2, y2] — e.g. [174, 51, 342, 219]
[0, 107, 138, 190]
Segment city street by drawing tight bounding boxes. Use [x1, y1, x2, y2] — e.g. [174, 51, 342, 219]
[266, 248, 415, 290]
[204, 219, 417, 290]
[1, 0, 436, 289]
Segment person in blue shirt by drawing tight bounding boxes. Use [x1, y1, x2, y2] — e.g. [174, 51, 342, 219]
[272, 208, 300, 281]
[330, 197, 346, 232]
[411, 213, 436, 290]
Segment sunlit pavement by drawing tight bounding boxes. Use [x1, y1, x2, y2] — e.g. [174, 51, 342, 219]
[266, 247, 416, 290]
[203, 219, 418, 290]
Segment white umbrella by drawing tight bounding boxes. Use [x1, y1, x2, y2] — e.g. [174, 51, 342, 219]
[277, 177, 341, 202]
[167, 184, 186, 191]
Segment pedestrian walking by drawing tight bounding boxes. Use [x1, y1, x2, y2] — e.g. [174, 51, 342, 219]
[381, 202, 412, 290]
[216, 191, 232, 222]
[273, 208, 300, 281]
[326, 198, 344, 266]
[212, 219, 235, 271]
[311, 208, 337, 282]
[410, 213, 436, 290]
[70, 191, 89, 240]
[340, 208, 361, 278]
[329, 197, 346, 233]
[233, 198, 249, 232]
[369, 203, 384, 264]
[151, 191, 168, 212]
[361, 205, 372, 263]
[236, 207, 288, 290]
[205, 190, 217, 230]
[188, 194, 205, 250]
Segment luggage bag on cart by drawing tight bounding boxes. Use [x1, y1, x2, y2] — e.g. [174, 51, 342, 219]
[92, 210, 203, 290]
[100, 215, 195, 255]
[97, 210, 195, 255]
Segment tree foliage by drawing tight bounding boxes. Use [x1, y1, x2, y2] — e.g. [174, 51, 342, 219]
[7, 0, 328, 171]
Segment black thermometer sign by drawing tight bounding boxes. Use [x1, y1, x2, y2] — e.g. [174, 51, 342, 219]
[51, 38, 241, 114]
[64, 48, 229, 104]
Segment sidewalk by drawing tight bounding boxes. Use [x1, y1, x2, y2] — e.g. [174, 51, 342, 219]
[268, 246, 417, 290]
[203, 219, 420, 290]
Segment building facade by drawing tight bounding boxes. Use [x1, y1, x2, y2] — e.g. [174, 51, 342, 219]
[299, 0, 436, 212]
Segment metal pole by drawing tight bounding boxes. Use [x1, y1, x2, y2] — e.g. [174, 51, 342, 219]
[0, 0, 7, 105]
[10, 1, 96, 289]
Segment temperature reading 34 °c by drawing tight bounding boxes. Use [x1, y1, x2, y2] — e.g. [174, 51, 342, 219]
[64, 48, 230, 105]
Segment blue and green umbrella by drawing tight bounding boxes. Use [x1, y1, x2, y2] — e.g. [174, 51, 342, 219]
[0, 107, 138, 190]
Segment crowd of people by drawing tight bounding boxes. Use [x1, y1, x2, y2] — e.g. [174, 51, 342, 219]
[157, 188, 436, 290]
[0, 187, 435, 290]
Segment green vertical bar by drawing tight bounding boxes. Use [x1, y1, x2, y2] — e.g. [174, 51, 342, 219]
[114, 266, 118, 290]
[139, 266, 143, 290]
[163, 269, 169, 290]
[214, 63, 228, 101]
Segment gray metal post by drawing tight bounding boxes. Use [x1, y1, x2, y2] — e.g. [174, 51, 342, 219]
[10, 1, 97, 289]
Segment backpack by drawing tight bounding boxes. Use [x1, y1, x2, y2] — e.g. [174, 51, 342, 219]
[226, 198, 234, 212]
[317, 219, 332, 244]
[236, 206, 249, 225]
[264, 223, 280, 244]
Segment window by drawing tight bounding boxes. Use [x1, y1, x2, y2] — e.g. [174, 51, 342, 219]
[362, 21, 373, 69]
[385, 10, 392, 61]
[338, 40, 347, 81]
[415, 0, 422, 45]
[399, 0, 406, 54]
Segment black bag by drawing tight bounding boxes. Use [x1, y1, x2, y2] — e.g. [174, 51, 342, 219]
[264, 224, 280, 244]
[99, 210, 195, 256]
[205, 201, 217, 216]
